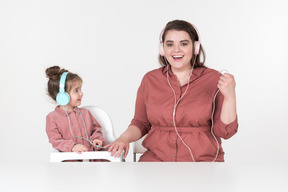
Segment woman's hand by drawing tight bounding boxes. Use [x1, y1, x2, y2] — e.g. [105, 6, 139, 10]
[217, 72, 237, 124]
[105, 138, 130, 158]
[72, 144, 88, 154]
[217, 73, 236, 99]
[92, 139, 103, 150]
[105, 125, 143, 158]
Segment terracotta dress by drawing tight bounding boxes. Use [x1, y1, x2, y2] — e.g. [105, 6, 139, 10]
[130, 66, 238, 162]
[46, 107, 105, 152]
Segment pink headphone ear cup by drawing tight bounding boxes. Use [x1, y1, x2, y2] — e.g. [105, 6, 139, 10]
[159, 43, 164, 56]
[194, 41, 200, 55]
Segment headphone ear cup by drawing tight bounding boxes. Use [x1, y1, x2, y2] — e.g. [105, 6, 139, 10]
[56, 92, 70, 106]
[159, 43, 164, 56]
[194, 41, 200, 55]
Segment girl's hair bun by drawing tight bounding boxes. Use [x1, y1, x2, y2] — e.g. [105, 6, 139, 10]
[45, 66, 68, 80]
[46, 66, 61, 80]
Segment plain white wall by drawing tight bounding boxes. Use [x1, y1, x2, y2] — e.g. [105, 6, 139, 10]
[0, 0, 287, 163]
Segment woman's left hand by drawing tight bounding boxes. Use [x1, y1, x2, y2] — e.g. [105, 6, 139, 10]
[217, 73, 236, 99]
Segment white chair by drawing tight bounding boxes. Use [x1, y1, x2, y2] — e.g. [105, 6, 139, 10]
[133, 136, 146, 162]
[50, 106, 124, 162]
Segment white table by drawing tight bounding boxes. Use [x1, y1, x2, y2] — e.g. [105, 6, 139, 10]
[0, 162, 287, 192]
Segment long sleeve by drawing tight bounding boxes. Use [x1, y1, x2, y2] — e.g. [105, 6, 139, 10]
[46, 114, 76, 152]
[212, 91, 238, 139]
[130, 75, 151, 136]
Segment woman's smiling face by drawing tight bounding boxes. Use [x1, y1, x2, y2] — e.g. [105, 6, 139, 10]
[163, 30, 193, 72]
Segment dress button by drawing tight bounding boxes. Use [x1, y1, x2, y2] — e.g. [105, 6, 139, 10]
[172, 154, 175, 157]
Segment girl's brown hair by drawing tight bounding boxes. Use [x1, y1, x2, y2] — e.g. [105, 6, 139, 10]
[45, 66, 82, 101]
[158, 20, 206, 68]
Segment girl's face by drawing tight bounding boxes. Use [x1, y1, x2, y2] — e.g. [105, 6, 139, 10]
[66, 80, 83, 110]
[163, 30, 193, 72]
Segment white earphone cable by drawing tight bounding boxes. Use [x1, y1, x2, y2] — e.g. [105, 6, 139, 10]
[165, 57, 221, 162]
[211, 90, 220, 162]
[166, 56, 197, 162]
[167, 69, 196, 162]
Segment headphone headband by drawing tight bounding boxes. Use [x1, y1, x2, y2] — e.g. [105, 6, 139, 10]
[190, 23, 201, 43]
[56, 72, 70, 106]
[59, 72, 68, 93]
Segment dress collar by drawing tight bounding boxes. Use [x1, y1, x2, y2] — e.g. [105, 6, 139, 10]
[55, 106, 79, 116]
[161, 65, 206, 79]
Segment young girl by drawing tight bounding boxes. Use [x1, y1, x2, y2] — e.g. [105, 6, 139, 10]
[45, 66, 105, 156]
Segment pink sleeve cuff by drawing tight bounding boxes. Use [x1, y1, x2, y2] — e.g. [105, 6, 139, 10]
[129, 119, 150, 137]
[214, 116, 238, 139]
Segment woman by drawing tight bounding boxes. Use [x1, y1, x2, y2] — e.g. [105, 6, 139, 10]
[107, 20, 238, 162]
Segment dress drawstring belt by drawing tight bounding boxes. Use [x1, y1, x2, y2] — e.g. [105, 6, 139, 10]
[151, 126, 211, 133]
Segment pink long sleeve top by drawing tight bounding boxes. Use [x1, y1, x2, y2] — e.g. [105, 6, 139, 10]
[130, 66, 238, 162]
[46, 107, 105, 152]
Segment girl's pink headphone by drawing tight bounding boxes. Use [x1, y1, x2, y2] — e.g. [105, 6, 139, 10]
[158, 22, 201, 56]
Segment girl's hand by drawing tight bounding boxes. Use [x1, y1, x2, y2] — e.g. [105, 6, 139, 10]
[72, 144, 88, 154]
[217, 73, 236, 100]
[92, 139, 103, 150]
[105, 138, 129, 158]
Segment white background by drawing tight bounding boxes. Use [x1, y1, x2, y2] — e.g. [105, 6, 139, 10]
[0, 0, 287, 163]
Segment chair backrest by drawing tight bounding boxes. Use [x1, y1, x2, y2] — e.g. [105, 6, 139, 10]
[83, 105, 116, 145]
[133, 136, 146, 162]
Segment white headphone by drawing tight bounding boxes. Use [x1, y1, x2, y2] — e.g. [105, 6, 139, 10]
[166, 66, 221, 162]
